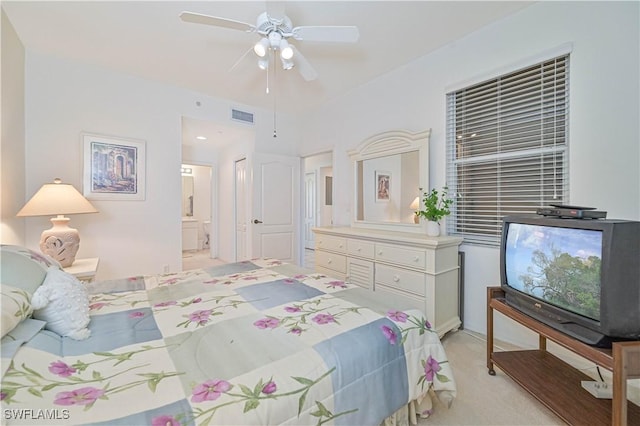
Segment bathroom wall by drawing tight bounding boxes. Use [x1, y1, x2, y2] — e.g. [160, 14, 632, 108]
[183, 163, 212, 250]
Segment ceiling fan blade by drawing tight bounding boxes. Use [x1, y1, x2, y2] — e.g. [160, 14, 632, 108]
[180, 11, 256, 33]
[291, 46, 318, 81]
[292, 26, 359, 43]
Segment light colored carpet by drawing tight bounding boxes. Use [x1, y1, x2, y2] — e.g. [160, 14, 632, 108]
[181, 249, 226, 271]
[421, 330, 562, 425]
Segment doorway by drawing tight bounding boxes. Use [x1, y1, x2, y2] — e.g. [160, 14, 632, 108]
[181, 163, 214, 270]
[302, 151, 333, 269]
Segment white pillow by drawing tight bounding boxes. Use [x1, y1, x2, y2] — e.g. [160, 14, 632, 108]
[1, 284, 33, 338]
[31, 267, 91, 340]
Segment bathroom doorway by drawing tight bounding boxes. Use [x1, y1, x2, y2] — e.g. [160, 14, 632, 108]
[181, 163, 214, 270]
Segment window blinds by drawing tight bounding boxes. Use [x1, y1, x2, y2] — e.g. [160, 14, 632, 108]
[446, 55, 569, 246]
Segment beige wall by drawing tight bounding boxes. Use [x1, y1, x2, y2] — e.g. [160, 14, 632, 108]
[1, 9, 26, 245]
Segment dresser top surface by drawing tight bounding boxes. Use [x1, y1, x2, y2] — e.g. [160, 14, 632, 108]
[313, 226, 463, 248]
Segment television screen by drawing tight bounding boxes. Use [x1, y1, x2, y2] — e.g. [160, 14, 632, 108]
[504, 223, 603, 321]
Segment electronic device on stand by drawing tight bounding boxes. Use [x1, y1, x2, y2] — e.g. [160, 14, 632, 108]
[536, 204, 607, 219]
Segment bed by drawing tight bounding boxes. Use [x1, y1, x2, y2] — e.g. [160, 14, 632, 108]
[1, 245, 456, 425]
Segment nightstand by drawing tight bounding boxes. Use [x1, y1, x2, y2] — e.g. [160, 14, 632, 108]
[63, 257, 100, 283]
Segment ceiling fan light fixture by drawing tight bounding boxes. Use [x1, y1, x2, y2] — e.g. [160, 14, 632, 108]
[254, 37, 269, 57]
[279, 39, 293, 60]
[280, 56, 294, 70]
[258, 57, 269, 70]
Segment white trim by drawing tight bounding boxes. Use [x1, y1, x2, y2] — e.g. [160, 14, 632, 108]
[445, 42, 573, 94]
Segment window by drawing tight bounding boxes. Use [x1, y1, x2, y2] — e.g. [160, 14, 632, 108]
[446, 55, 569, 246]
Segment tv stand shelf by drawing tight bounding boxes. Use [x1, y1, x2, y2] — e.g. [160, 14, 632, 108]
[487, 287, 640, 426]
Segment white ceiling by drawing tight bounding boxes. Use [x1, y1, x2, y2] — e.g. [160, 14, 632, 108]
[3, 1, 534, 142]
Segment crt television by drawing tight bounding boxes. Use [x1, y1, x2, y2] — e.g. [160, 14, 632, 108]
[500, 215, 640, 347]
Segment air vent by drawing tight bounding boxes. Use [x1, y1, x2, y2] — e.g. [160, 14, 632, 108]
[231, 108, 254, 125]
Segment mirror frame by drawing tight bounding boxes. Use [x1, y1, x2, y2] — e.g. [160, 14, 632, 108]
[348, 129, 430, 233]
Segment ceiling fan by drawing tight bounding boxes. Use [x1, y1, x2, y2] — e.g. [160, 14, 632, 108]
[179, 8, 359, 81]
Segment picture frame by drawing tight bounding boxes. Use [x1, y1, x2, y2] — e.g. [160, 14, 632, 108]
[375, 171, 391, 202]
[82, 133, 146, 200]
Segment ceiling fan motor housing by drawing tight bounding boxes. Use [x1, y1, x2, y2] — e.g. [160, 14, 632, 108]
[256, 12, 293, 37]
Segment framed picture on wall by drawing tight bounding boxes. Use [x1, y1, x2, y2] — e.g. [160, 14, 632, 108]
[82, 133, 146, 200]
[375, 171, 391, 202]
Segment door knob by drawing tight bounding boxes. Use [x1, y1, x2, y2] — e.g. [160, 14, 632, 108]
[253, 219, 263, 224]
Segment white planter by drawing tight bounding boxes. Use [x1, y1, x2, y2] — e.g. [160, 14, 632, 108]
[426, 221, 440, 237]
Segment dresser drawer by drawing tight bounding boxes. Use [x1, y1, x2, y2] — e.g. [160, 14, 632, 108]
[347, 239, 375, 259]
[375, 264, 425, 297]
[315, 235, 347, 253]
[315, 250, 347, 274]
[375, 243, 427, 270]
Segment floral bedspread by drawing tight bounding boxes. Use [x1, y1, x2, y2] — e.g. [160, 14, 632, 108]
[1, 259, 456, 425]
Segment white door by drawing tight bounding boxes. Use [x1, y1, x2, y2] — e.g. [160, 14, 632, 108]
[251, 153, 300, 264]
[304, 172, 317, 249]
[235, 158, 249, 261]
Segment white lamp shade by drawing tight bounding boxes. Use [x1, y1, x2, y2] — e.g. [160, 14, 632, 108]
[410, 196, 420, 210]
[17, 179, 98, 217]
[253, 37, 269, 57]
[280, 56, 294, 70]
[280, 39, 293, 60]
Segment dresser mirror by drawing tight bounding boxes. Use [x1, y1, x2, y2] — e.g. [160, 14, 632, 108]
[348, 129, 430, 232]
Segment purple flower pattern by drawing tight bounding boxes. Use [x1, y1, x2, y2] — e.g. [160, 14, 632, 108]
[254, 318, 280, 329]
[312, 313, 336, 325]
[54, 387, 105, 406]
[423, 356, 441, 382]
[387, 310, 408, 323]
[188, 309, 213, 326]
[48, 361, 77, 378]
[191, 379, 232, 403]
[261, 380, 277, 394]
[151, 415, 181, 426]
[381, 325, 398, 345]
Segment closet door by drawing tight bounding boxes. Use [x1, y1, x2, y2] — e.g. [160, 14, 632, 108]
[250, 153, 300, 264]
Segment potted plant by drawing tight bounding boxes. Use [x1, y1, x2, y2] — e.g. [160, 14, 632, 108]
[416, 187, 454, 236]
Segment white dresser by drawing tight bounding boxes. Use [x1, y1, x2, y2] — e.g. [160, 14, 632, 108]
[313, 226, 463, 337]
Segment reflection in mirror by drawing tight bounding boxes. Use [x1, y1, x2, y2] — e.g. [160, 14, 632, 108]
[356, 151, 420, 223]
[349, 129, 430, 233]
[182, 175, 194, 217]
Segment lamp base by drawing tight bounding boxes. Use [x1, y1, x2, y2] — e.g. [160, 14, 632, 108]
[39, 215, 80, 267]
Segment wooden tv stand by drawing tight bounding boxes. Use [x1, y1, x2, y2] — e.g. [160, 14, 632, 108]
[487, 287, 640, 425]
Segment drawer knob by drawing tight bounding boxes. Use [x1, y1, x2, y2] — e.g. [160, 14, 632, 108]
[327, 259, 332, 264]
[339, 244, 343, 248]
[393, 275, 400, 282]
[378, 251, 383, 255]
[357, 247, 361, 251]
[414, 256, 419, 262]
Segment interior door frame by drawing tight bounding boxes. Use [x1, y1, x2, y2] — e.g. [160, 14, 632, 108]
[234, 157, 249, 262]
[300, 149, 335, 265]
[180, 160, 217, 258]
[304, 171, 317, 249]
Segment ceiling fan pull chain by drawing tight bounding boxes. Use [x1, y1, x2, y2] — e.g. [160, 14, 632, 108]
[265, 51, 270, 94]
[273, 58, 278, 138]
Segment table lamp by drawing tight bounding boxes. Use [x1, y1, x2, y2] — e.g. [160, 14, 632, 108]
[410, 196, 420, 224]
[17, 178, 98, 267]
